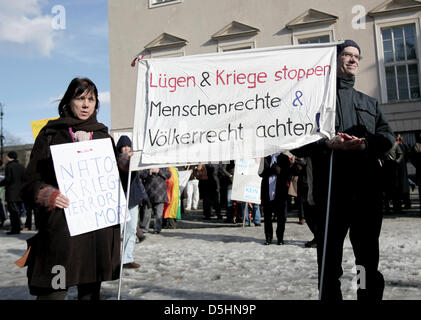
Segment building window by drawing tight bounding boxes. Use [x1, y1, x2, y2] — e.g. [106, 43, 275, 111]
[291, 28, 334, 45]
[217, 41, 255, 53]
[287, 9, 337, 45]
[298, 35, 330, 44]
[220, 44, 254, 52]
[381, 24, 420, 101]
[149, 0, 181, 8]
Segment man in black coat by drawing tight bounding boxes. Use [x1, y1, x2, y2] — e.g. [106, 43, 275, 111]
[0, 151, 25, 234]
[292, 40, 394, 300]
[259, 152, 292, 245]
[410, 131, 421, 216]
[382, 139, 404, 213]
[201, 163, 223, 220]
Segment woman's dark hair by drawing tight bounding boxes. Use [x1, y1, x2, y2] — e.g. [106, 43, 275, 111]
[58, 78, 100, 116]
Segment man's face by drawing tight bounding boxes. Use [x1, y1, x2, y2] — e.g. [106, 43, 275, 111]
[337, 46, 360, 78]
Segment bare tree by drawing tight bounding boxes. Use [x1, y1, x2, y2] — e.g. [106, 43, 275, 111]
[4, 130, 24, 146]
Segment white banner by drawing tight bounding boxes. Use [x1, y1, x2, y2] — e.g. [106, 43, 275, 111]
[51, 138, 128, 236]
[133, 43, 337, 167]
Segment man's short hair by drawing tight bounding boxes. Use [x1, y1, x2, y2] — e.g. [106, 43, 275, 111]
[7, 151, 18, 160]
[337, 39, 361, 56]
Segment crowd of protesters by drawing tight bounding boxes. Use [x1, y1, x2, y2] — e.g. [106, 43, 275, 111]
[133, 137, 421, 251]
[1, 132, 420, 246]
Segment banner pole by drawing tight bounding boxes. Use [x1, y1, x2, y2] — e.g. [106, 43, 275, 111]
[318, 151, 334, 300]
[117, 157, 133, 300]
[242, 202, 248, 229]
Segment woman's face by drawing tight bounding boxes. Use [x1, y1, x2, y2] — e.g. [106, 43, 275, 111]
[69, 89, 96, 120]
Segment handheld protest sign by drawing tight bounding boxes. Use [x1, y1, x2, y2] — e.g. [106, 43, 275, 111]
[231, 158, 262, 205]
[177, 170, 192, 194]
[50, 138, 129, 236]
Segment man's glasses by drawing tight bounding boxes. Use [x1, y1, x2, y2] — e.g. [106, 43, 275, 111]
[342, 52, 362, 61]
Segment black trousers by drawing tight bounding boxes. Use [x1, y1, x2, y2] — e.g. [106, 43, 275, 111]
[200, 181, 221, 218]
[7, 201, 22, 232]
[316, 193, 384, 301]
[0, 199, 6, 224]
[24, 206, 40, 230]
[303, 203, 318, 238]
[418, 181, 421, 215]
[263, 199, 287, 242]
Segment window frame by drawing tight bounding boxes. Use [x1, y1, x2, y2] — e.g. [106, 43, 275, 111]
[150, 49, 185, 59]
[297, 35, 330, 45]
[291, 26, 335, 45]
[149, 0, 182, 9]
[217, 40, 255, 53]
[374, 16, 421, 104]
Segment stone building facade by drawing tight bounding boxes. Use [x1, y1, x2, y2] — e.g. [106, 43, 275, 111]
[109, 0, 421, 147]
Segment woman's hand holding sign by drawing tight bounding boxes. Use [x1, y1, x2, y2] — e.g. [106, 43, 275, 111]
[36, 185, 70, 211]
[55, 192, 70, 209]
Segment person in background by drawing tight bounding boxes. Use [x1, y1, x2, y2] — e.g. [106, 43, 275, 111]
[396, 134, 411, 210]
[290, 156, 318, 248]
[302, 157, 318, 248]
[184, 165, 199, 211]
[410, 131, 421, 216]
[220, 161, 235, 223]
[201, 163, 222, 220]
[287, 153, 306, 225]
[139, 167, 171, 234]
[238, 202, 261, 227]
[218, 163, 230, 213]
[21, 77, 121, 300]
[23, 202, 40, 231]
[382, 139, 404, 214]
[117, 135, 150, 269]
[259, 152, 292, 245]
[163, 167, 181, 229]
[0, 151, 25, 235]
[0, 197, 6, 229]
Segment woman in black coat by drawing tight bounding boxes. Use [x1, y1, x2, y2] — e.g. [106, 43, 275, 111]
[21, 78, 121, 300]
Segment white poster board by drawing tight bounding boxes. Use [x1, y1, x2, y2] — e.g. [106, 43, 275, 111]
[132, 43, 337, 168]
[231, 158, 262, 204]
[51, 138, 129, 236]
[177, 170, 192, 194]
